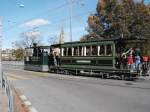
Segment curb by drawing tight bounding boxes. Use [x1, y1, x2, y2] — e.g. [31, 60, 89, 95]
[20, 95, 38, 112]
[13, 88, 38, 112]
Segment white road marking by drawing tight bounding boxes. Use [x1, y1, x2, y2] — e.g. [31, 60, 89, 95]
[4, 72, 29, 81]
[29, 107, 38, 112]
[20, 95, 38, 112]
[20, 95, 27, 101]
[24, 101, 32, 106]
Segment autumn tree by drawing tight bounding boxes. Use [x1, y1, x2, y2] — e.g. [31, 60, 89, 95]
[12, 49, 24, 61]
[84, 0, 150, 39]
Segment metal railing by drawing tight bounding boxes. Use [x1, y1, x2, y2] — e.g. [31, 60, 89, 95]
[2, 61, 24, 70]
[1, 72, 14, 112]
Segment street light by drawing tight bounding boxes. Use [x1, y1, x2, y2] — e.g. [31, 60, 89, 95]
[19, 4, 25, 8]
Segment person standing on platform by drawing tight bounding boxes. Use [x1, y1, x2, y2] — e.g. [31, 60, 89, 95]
[143, 55, 149, 70]
[135, 54, 141, 71]
[127, 54, 134, 70]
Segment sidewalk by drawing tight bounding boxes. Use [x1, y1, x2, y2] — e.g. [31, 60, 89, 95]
[0, 88, 8, 112]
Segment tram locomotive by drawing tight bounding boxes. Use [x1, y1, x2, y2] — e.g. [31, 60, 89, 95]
[24, 38, 149, 80]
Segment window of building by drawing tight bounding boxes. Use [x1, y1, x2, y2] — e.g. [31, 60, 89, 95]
[106, 45, 112, 56]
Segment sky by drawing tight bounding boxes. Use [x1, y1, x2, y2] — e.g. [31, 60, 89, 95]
[0, 0, 149, 49]
[0, 0, 98, 49]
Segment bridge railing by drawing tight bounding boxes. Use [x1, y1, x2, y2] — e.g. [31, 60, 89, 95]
[1, 72, 14, 112]
[1, 72, 29, 112]
[2, 61, 24, 70]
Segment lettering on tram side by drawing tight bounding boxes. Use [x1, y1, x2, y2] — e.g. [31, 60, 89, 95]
[76, 60, 91, 64]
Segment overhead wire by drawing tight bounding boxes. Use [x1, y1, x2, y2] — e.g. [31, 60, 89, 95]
[50, 11, 94, 26]
[24, 10, 94, 33]
[29, 1, 95, 40]
[5, 0, 86, 32]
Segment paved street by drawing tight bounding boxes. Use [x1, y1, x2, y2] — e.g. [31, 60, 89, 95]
[0, 88, 8, 112]
[3, 66, 150, 112]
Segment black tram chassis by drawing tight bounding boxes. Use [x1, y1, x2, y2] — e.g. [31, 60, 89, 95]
[49, 67, 139, 81]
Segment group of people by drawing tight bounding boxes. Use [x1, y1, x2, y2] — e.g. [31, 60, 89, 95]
[48, 50, 60, 68]
[116, 48, 149, 72]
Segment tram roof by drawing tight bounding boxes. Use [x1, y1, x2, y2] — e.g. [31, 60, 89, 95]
[51, 38, 147, 47]
[25, 38, 147, 49]
[25, 45, 50, 49]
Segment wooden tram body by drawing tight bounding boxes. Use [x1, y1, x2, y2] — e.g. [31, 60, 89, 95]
[24, 38, 148, 80]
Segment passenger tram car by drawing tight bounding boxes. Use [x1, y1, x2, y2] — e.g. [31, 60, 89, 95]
[24, 38, 149, 80]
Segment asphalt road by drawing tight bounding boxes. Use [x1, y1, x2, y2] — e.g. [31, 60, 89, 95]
[3, 66, 150, 112]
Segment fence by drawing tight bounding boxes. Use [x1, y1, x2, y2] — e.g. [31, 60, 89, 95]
[1, 72, 28, 112]
[1, 72, 14, 112]
[2, 61, 24, 70]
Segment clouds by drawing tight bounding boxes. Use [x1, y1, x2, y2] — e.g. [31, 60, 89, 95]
[22, 19, 50, 28]
[22, 31, 41, 38]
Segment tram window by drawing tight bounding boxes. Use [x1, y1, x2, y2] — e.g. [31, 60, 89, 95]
[73, 47, 78, 56]
[68, 48, 72, 56]
[106, 45, 112, 56]
[91, 46, 97, 56]
[79, 46, 83, 56]
[86, 46, 90, 56]
[25, 49, 33, 57]
[99, 45, 105, 56]
[63, 48, 67, 56]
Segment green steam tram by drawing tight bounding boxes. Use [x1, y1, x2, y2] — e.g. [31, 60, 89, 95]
[24, 38, 149, 80]
[24, 43, 50, 72]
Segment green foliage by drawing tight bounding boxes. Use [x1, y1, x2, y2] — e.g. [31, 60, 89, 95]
[87, 0, 150, 39]
[83, 0, 150, 55]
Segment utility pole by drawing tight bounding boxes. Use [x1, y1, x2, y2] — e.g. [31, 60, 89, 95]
[69, 0, 73, 42]
[0, 17, 2, 87]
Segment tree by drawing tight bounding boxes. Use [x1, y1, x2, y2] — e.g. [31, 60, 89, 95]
[14, 30, 42, 49]
[48, 35, 58, 45]
[86, 0, 150, 39]
[12, 30, 42, 60]
[81, 0, 150, 55]
[20, 31, 42, 48]
[12, 49, 24, 61]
